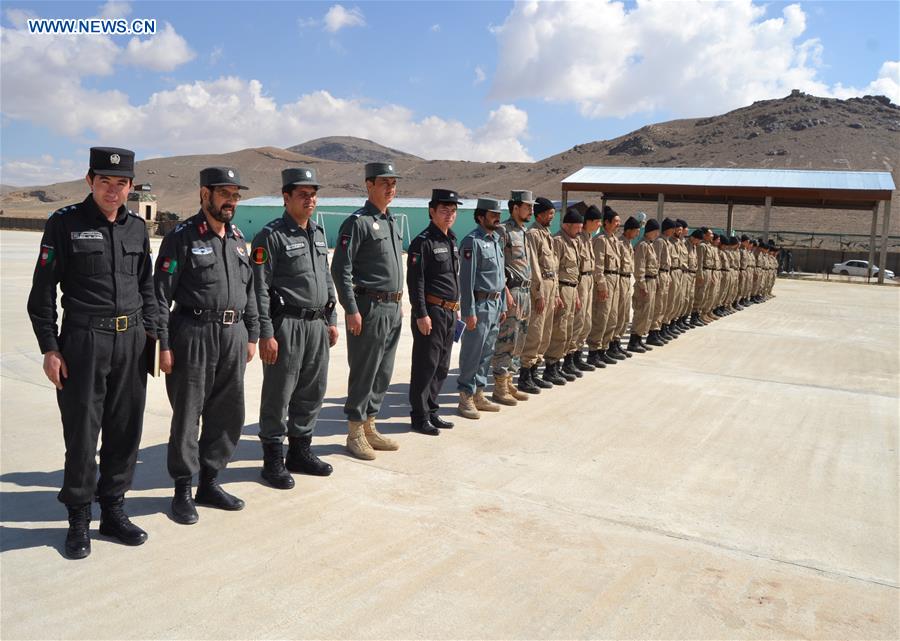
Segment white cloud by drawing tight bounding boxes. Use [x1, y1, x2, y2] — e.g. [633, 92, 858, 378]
[831, 61, 900, 104]
[474, 66, 486, 85]
[297, 16, 318, 30]
[0, 155, 84, 186]
[122, 22, 195, 72]
[99, 1, 131, 19]
[490, 0, 896, 118]
[431, 23, 441, 32]
[323, 4, 365, 33]
[208, 45, 224, 65]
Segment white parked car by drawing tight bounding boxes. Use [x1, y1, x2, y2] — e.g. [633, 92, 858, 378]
[831, 259, 895, 279]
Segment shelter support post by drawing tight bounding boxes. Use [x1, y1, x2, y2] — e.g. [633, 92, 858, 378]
[656, 193, 664, 222]
[726, 203, 734, 236]
[561, 189, 568, 220]
[601, 197, 607, 210]
[867, 203, 879, 281]
[878, 196, 892, 285]
[762, 196, 772, 242]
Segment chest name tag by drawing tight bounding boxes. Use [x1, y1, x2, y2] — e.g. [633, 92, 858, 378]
[191, 246, 214, 255]
[433, 246, 449, 254]
[286, 242, 306, 251]
[315, 241, 326, 247]
[71, 231, 103, 240]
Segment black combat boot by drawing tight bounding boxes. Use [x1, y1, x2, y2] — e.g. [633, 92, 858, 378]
[517, 366, 541, 394]
[678, 317, 692, 330]
[171, 477, 198, 525]
[64, 503, 92, 559]
[627, 334, 646, 353]
[573, 351, 595, 372]
[586, 350, 606, 368]
[195, 467, 245, 511]
[261, 441, 296, 488]
[607, 341, 626, 360]
[543, 362, 567, 385]
[640, 335, 653, 350]
[98, 496, 147, 546]
[616, 338, 633, 358]
[530, 364, 553, 388]
[647, 330, 665, 347]
[658, 326, 672, 341]
[562, 353, 582, 378]
[690, 312, 705, 327]
[598, 349, 617, 365]
[286, 436, 334, 476]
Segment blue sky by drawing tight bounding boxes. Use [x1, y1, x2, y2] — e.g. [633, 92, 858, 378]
[1, 0, 897, 185]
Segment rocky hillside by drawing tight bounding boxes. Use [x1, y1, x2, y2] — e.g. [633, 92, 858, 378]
[287, 136, 422, 164]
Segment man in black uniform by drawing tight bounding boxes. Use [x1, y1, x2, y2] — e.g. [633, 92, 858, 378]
[251, 167, 338, 489]
[27, 147, 157, 559]
[406, 188, 462, 436]
[155, 167, 259, 524]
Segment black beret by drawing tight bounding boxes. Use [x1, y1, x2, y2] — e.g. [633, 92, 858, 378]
[623, 216, 640, 230]
[602, 205, 619, 223]
[728, 236, 738, 245]
[661, 217, 676, 231]
[584, 205, 602, 221]
[645, 218, 660, 233]
[563, 207, 584, 224]
[534, 197, 554, 215]
[676, 218, 688, 228]
[700, 226, 710, 234]
[569, 201, 589, 215]
[690, 229, 704, 239]
[740, 234, 750, 242]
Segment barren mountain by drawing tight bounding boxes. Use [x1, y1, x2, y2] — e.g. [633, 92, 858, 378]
[3, 92, 898, 234]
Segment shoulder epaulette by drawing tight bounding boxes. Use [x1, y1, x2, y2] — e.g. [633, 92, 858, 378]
[174, 220, 194, 233]
[232, 225, 244, 238]
[51, 204, 77, 217]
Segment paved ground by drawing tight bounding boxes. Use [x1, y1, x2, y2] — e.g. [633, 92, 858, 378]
[1, 229, 898, 640]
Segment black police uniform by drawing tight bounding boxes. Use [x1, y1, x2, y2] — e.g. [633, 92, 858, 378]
[28, 194, 158, 506]
[154, 211, 259, 481]
[407, 215, 460, 432]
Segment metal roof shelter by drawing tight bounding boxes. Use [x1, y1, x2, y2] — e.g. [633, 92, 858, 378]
[561, 166, 896, 284]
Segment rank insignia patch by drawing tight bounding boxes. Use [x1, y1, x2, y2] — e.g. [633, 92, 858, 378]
[39, 244, 55, 266]
[252, 247, 268, 264]
[161, 257, 178, 274]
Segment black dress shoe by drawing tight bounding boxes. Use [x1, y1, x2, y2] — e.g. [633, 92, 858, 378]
[196, 468, 245, 511]
[171, 477, 199, 524]
[65, 503, 91, 559]
[430, 414, 455, 429]
[98, 496, 148, 546]
[411, 419, 440, 436]
[286, 436, 332, 477]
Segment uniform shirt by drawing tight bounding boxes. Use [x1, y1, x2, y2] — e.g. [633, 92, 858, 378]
[554, 231, 581, 285]
[619, 236, 634, 275]
[677, 237, 689, 271]
[525, 219, 557, 303]
[406, 222, 459, 320]
[27, 194, 158, 354]
[330, 200, 404, 316]
[251, 212, 337, 339]
[498, 219, 531, 286]
[633, 238, 660, 283]
[653, 235, 672, 271]
[592, 232, 620, 294]
[686, 241, 699, 272]
[577, 230, 595, 276]
[154, 212, 260, 351]
[667, 235, 682, 270]
[740, 247, 750, 270]
[459, 226, 506, 318]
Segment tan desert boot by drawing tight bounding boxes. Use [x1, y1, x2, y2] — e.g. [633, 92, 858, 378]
[346, 420, 376, 460]
[491, 373, 518, 406]
[457, 391, 480, 420]
[507, 375, 529, 401]
[364, 416, 399, 451]
[474, 388, 501, 412]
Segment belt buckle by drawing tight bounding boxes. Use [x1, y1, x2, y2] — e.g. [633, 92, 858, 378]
[115, 315, 129, 332]
[222, 310, 235, 325]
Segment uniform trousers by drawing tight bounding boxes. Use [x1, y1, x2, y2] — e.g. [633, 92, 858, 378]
[409, 305, 455, 421]
[344, 295, 402, 422]
[457, 299, 502, 394]
[521, 279, 556, 368]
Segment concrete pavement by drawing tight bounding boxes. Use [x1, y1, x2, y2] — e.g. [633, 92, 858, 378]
[1, 229, 897, 639]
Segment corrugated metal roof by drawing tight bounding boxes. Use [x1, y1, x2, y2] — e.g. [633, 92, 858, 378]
[240, 196, 501, 209]
[561, 166, 895, 191]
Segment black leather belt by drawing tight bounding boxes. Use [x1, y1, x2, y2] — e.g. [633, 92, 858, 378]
[279, 304, 327, 321]
[474, 291, 502, 301]
[645, 275, 657, 280]
[65, 310, 142, 332]
[687, 269, 697, 274]
[354, 287, 403, 302]
[541, 270, 555, 279]
[559, 280, 578, 287]
[507, 279, 531, 289]
[177, 307, 243, 324]
[605, 270, 620, 276]
[659, 268, 670, 273]
[580, 271, 592, 276]
[620, 273, 632, 278]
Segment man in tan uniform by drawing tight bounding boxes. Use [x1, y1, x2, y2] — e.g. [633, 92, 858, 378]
[544, 207, 583, 384]
[648, 218, 674, 346]
[665, 218, 685, 337]
[588, 206, 621, 366]
[674, 220, 693, 330]
[617, 216, 640, 350]
[685, 228, 705, 327]
[521, 197, 562, 388]
[571, 206, 600, 372]
[632, 218, 660, 345]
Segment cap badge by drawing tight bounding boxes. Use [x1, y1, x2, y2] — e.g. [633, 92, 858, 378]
[387, 165, 393, 171]
[305, 171, 311, 178]
[227, 170, 235, 178]
[373, 222, 380, 230]
[110, 154, 120, 165]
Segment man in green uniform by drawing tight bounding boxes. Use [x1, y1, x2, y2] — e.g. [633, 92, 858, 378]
[252, 167, 338, 490]
[330, 162, 404, 460]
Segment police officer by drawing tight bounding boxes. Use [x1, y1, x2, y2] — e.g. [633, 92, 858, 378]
[491, 190, 535, 404]
[155, 167, 259, 524]
[544, 207, 583, 383]
[407, 189, 463, 436]
[456, 198, 507, 419]
[27, 147, 157, 559]
[251, 167, 338, 490]
[633, 218, 661, 346]
[617, 216, 640, 350]
[571, 205, 600, 372]
[652, 218, 676, 343]
[589, 206, 621, 364]
[330, 162, 404, 460]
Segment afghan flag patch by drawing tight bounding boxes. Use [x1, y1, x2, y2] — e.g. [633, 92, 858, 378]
[252, 246, 268, 264]
[463, 248, 472, 260]
[161, 257, 178, 274]
[409, 253, 419, 265]
[39, 244, 55, 267]
[340, 234, 351, 250]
